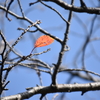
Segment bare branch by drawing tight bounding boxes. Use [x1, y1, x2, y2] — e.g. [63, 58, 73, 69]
[52, 0, 74, 85]
[40, 0, 69, 24]
[0, 5, 63, 44]
[43, 0, 100, 14]
[59, 68, 100, 77]
[0, 31, 7, 94]
[1, 82, 100, 100]
[17, 0, 25, 17]
[5, 0, 14, 21]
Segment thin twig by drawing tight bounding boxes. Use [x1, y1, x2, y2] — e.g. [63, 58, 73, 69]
[17, 0, 25, 17]
[59, 68, 100, 77]
[40, 0, 69, 24]
[6, 0, 14, 21]
[30, 48, 50, 55]
[29, 0, 39, 6]
[5, 48, 50, 70]
[0, 31, 23, 58]
[2, 61, 50, 71]
[80, 0, 87, 8]
[82, 14, 97, 68]
[12, 20, 41, 48]
[52, 94, 59, 100]
[5, 20, 41, 61]
[17, 27, 38, 33]
[4, 0, 8, 7]
[29, 59, 51, 69]
[0, 5, 63, 44]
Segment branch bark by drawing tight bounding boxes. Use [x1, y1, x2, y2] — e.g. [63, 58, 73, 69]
[1, 82, 100, 100]
[43, 0, 100, 14]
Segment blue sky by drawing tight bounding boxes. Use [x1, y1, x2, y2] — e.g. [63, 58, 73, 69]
[1, 0, 100, 100]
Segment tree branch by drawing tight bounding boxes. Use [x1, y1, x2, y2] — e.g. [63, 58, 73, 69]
[0, 5, 62, 44]
[43, 0, 100, 14]
[1, 82, 100, 100]
[51, 0, 74, 85]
